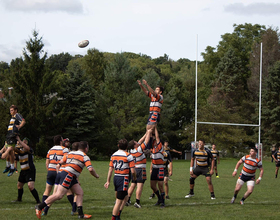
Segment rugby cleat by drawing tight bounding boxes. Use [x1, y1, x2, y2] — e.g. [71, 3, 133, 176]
[78, 214, 92, 219]
[3, 166, 10, 173]
[230, 197, 235, 204]
[216, 176, 220, 178]
[149, 193, 155, 199]
[7, 169, 15, 177]
[185, 193, 194, 198]
[166, 195, 170, 199]
[211, 196, 216, 200]
[134, 202, 141, 208]
[35, 205, 42, 219]
[240, 200, 244, 205]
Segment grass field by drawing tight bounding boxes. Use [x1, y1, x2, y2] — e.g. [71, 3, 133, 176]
[0, 157, 279, 220]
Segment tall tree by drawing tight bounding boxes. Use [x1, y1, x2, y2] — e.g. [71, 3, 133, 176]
[8, 30, 64, 154]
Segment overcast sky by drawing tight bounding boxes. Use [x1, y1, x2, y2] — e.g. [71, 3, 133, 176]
[0, 0, 279, 63]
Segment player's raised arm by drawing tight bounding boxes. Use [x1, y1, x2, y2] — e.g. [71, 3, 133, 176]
[142, 79, 157, 97]
[137, 80, 148, 96]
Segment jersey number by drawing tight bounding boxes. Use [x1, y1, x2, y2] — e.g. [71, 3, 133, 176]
[113, 160, 124, 170]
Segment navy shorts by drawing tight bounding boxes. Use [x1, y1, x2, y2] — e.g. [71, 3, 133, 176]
[59, 171, 78, 189]
[147, 112, 160, 125]
[114, 175, 129, 191]
[46, 170, 57, 186]
[131, 168, 146, 184]
[150, 167, 164, 181]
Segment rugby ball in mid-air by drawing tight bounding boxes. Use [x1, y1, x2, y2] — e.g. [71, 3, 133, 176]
[78, 40, 89, 48]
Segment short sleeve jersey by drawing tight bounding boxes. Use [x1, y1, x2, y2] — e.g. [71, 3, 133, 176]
[241, 155, 262, 177]
[130, 142, 147, 168]
[109, 150, 135, 177]
[192, 148, 213, 167]
[46, 146, 69, 171]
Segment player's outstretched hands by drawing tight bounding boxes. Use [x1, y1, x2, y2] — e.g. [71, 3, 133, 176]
[137, 80, 142, 85]
[142, 79, 147, 85]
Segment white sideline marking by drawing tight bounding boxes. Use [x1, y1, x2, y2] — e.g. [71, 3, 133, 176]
[0, 200, 277, 211]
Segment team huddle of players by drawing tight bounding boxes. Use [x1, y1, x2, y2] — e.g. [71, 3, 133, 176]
[0, 80, 264, 220]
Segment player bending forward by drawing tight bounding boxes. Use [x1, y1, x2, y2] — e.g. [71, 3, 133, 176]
[35, 141, 99, 219]
[231, 147, 263, 205]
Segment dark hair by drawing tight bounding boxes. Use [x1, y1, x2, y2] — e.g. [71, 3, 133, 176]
[10, 105, 18, 112]
[118, 139, 128, 150]
[275, 143, 280, 148]
[251, 147, 258, 152]
[54, 135, 63, 145]
[128, 140, 135, 149]
[79, 141, 89, 150]
[157, 86, 164, 94]
[199, 139, 205, 144]
[72, 142, 80, 151]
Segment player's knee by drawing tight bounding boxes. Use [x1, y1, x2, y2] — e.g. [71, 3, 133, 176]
[190, 177, 195, 185]
[117, 191, 128, 200]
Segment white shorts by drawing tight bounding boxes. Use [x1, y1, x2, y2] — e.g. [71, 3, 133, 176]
[237, 178, 255, 187]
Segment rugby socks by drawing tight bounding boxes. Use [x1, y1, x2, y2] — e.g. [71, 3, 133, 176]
[161, 192, 165, 204]
[155, 190, 160, 199]
[136, 199, 140, 204]
[216, 173, 218, 176]
[18, 188, 23, 201]
[38, 202, 47, 210]
[42, 195, 48, 203]
[190, 189, 194, 194]
[6, 161, 11, 167]
[10, 164, 14, 169]
[77, 206, 84, 217]
[233, 193, 237, 199]
[67, 194, 74, 206]
[31, 188, 40, 203]
[72, 202, 77, 212]
[44, 206, 50, 214]
[241, 197, 246, 201]
[127, 197, 131, 204]
[111, 215, 117, 220]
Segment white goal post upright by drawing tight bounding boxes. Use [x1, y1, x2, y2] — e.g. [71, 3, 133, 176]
[194, 39, 263, 161]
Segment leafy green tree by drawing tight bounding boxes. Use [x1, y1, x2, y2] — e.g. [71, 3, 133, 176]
[46, 52, 73, 73]
[262, 61, 280, 148]
[8, 30, 64, 155]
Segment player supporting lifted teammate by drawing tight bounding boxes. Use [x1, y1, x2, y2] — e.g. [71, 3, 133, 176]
[150, 128, 167, 207]
[104, 139, 136, 220]
[127, 129, 153, 208]
[272, 143, 280, 178]
[185, 139, 216, 200]
[211, 144, 220, 178]
[1, 105, 25, 177]
[137, 79, 164, 131]
[231, 147, 263, 205]
[35, 141, 99, 219]
[12, 136, 40, 203]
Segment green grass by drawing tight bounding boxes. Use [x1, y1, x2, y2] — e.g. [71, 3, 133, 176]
[0, 158, 279, 220]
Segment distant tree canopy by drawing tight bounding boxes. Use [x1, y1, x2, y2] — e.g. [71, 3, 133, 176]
[1, 23, 280, 158]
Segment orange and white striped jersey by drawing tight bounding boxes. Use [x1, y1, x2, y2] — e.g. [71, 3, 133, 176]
[151, 141, 166, 168]
[46, 145, 69, 171]
[148, 92, 163, 113]
[130, 142, 147, 168]
[62, 150, 93, 178]
[109, 150, 135, 177]
[241, 155, 262, 177]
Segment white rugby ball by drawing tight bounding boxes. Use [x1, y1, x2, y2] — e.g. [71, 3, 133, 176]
[78, 40, 89, 48]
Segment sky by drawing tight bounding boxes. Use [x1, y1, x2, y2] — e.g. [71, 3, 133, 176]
[0, 0, 280, 63]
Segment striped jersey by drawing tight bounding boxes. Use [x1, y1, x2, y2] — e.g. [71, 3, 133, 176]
[17, 146, 35, 171]
[7, 113, 24, 134]
[192, 148, 213, 167]
[211, 150, 219, 161]
[62, 150, 93, 178]
[148, 92, 163, 113]
[109, 150, 135, 177]
[151, 141, 167, 168]
[274, 150, 280, 161]
[130, 142, 147, 168]
[241, 155, 262, 177]
[46, 145, 69, 171]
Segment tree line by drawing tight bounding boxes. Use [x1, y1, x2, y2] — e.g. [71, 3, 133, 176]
[0, 23, 280, 159]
